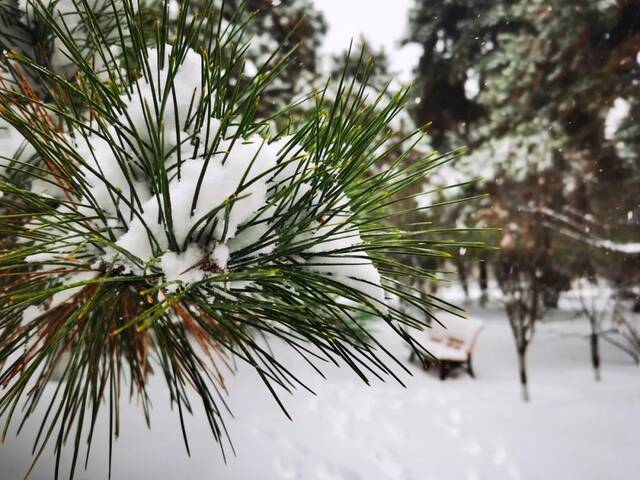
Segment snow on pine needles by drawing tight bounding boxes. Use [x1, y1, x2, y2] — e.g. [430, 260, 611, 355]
[0, 1, 463, 475]
[20, 43, 385, 306]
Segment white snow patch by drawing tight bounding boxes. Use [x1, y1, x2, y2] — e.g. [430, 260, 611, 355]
[5, 304, 639, 479]
[605, 97, 630, 140]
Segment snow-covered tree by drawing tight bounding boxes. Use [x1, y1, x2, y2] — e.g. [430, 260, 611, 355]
[405, 0, 640, 263]
[405, 0, 640, 395]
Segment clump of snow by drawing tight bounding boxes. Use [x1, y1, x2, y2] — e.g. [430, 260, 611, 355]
[464, 126, 556, 182]
[160, 245, 210, 290]
[211, 243, 230, 271]
[464, 68, 481, 100]
[166, 0, 181, 21]
[596, 239, 640, 255]
[604, 97, 630, 140]
[306, 254, 386, 311]
[120, 45, 203, 148]
[160, 243, 231, 292]
[303, 218, 387, 312]
[422, 120, 560, 208]
[25, 44, 387, 313]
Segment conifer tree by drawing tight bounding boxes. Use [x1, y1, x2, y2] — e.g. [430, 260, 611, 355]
[405, 0, 640, 397]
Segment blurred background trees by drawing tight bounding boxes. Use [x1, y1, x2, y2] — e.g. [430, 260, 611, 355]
[404, 0, 640, 393]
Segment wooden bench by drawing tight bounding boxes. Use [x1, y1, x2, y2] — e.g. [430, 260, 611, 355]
[410, 316, 484, 380]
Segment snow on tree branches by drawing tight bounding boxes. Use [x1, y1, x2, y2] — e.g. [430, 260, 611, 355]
[0, 1, 467, 477]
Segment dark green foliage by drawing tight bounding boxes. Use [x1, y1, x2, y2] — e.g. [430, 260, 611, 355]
[405, 0, 640, 291]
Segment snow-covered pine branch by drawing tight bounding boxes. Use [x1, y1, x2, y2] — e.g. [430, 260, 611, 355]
[0, 1, 468, 476]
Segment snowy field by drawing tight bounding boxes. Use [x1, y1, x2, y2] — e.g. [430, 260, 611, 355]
[2, 302, 639, 480]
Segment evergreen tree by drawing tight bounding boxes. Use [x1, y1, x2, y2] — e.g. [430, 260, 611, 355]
[405, 0, 640, 397]
[204, 0, 327, 112]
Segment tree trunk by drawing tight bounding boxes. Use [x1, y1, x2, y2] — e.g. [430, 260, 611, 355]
[457, 261, 469, 298]
[590, 331, 601, 381]
[517, 348, 530, 402]
[479, 261, 488, 306]
[543, 288, 560, 309]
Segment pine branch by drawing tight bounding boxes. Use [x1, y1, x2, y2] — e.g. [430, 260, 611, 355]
[0, 1, 482, 478]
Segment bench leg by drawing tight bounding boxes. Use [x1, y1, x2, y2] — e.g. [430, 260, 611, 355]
[467, 355, 475, 378]
[439, 363, 449, 381]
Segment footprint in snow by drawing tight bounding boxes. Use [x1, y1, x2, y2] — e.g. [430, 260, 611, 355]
[466, 439, 482, 457]
[372, 450, 406, 480]
[315, 464, 362, 480]
[449, 408, 463, 425]
[466, 467, 481, 480]
[273, 457, 301, 480]
[493, 444, 508, 466]
[380, 423, 404, 444]
[505, 462, 523, 480]
[433, 413, 461, 438]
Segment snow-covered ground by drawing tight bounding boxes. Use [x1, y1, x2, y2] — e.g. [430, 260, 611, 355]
[2, 302, 639, 480]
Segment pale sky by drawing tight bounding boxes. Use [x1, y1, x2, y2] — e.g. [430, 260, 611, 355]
[312, 0, 422, 84]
